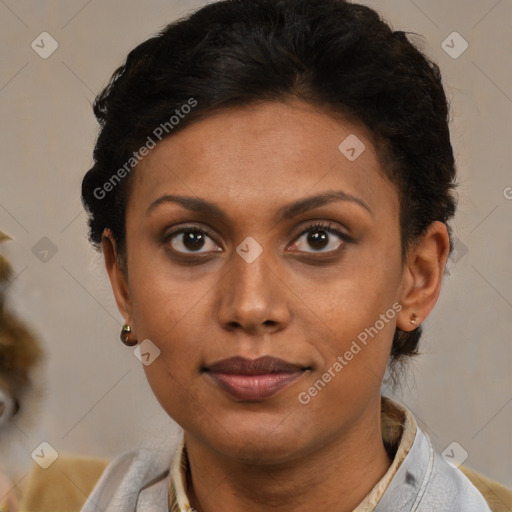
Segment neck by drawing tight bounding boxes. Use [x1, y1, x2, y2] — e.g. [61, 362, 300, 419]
[182, 399, 393, 512]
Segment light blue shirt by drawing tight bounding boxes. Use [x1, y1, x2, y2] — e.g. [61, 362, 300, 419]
[80, 411, 492, 511]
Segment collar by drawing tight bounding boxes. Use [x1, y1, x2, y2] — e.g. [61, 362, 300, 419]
[168, 396, 418, 511]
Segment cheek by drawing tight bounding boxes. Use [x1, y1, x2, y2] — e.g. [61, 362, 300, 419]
[141, 362, 202, 433]
[127, 255, 216, 387]
[303, 239, 402, 374]
[127, 248, 209, 339]
[137, 309, 207, 423]
[295, 290, 400, 419]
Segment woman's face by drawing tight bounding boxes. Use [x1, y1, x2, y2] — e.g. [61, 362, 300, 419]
[116, 100, 409, 462]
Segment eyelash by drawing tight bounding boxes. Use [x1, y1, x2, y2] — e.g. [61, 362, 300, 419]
[163, 221, 352, 258]
[293, 222, 352, 250]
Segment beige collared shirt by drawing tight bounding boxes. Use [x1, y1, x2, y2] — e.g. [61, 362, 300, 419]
[167, 397, 418, 511]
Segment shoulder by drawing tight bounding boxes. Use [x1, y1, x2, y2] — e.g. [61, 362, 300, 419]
[376, 424, 508, 512]
[20, 453, 110, 512]
[421, 448, 493, 511]
[409, 431, 510, 512]
[459, 465, 512, 512]
[19, 446, 174, 512]
[20, 436, 181, 512]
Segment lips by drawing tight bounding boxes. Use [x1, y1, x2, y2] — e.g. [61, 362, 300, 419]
[203, 356, 308, 401]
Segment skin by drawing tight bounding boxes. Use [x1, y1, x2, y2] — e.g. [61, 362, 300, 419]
[103, 99, 450, 512]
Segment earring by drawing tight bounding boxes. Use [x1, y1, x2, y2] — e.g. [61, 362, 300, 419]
[410, 313, 419, 326]
[120, 324, 138, 346]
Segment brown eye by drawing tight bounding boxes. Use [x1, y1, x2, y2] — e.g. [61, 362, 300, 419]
[290, 223, 349, 254]
[166, 227, 221, 254]
[306, 229, 330, 251]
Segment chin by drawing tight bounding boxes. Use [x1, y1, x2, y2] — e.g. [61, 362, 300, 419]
[197, 412, 313, 465]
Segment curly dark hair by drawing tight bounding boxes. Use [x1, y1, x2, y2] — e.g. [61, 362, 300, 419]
[81, 0, 457, 370]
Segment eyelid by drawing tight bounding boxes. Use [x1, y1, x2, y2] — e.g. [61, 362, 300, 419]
[289, 221, 354, 255]
[293, 221, 353, 242]
[163, 224, 222, 252]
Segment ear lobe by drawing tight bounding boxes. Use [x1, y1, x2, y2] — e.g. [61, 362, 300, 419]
[397, 221, 450, 331]
[102, 229, 132, 323]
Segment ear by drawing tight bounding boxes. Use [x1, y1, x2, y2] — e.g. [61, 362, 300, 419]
[396, 221, 451, 331]
[102, 229, 133, 325]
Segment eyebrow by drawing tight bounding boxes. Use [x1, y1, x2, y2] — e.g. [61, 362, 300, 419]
[146, 189, 373, 220]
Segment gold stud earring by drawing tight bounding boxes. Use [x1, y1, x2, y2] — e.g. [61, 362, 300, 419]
[410, 313, 419, 326]
[120, 324, 138, 346]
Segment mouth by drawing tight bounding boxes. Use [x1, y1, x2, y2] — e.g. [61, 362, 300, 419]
[203, 356, 310, 401]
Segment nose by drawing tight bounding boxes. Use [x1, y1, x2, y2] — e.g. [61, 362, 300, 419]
[216, 244, 291, 336]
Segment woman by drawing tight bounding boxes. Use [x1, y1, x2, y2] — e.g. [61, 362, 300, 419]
[77, 0, 502, 510]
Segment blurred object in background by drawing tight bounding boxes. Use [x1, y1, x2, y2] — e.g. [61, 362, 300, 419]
[0, 231, 44, 511]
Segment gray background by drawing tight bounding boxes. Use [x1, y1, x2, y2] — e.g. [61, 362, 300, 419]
[0, 0, 510, 490]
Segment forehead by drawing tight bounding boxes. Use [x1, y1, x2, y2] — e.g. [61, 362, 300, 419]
[130, 100, 398, 221]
